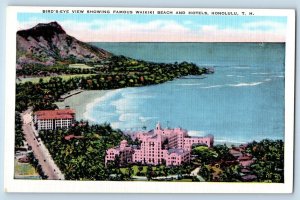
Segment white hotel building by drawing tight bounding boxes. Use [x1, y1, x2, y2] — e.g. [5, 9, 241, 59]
[34, 109, 75, 130]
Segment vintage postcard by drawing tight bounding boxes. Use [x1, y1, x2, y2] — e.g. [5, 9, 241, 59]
[4, 6, 295, 193]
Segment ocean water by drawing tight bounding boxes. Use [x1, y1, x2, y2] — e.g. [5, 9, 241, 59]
[85, 42, 285, 144]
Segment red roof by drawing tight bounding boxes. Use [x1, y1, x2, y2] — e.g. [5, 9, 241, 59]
[35, 109, 75, 120]
[64, 134, 84, 140]
[238, 155, 253, 161]
[64, 134, 75, 140]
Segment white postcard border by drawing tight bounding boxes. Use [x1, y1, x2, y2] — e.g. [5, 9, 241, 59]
[4, 6, 295, 193]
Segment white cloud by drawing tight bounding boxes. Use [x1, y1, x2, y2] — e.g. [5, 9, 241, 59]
[196, 21, 286, 42]
[201, 25, 218, 32]
[18, 18, 286, 42]
[242, 20, 286, 31]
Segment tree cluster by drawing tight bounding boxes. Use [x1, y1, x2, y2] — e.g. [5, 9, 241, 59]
[246, 139, 284, 183]
[15, 112, 24, 148]
[38, 121, 132, 180]
[16, 56, 207, 113]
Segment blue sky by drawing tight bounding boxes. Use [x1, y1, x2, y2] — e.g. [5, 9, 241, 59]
[17, 13, 287, 42]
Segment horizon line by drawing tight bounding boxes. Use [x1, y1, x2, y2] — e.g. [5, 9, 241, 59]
[87, 41, 286, 43]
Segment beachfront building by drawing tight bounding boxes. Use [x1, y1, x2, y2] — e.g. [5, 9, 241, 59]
[105, 140, 134, 165]
[105, 122, 214, 166]
[131, 131, 190, 166]
[34, 109, 75, 131]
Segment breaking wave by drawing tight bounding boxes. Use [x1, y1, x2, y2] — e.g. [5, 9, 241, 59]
[228, 82, 264, 87]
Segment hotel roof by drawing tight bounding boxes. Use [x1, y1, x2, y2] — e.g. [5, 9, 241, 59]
[168, 148, 187, 155]
[35, 109, 75, 120]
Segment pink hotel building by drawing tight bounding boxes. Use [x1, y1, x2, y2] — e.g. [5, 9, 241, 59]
[105, 123, 214, 166]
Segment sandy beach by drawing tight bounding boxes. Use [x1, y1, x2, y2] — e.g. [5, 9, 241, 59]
[56, 90, 109, 121]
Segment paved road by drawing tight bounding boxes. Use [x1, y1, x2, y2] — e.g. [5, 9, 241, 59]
[190, 167, 205, 182]
[190, 166, 200, 176]
[21, 109, 64, 180]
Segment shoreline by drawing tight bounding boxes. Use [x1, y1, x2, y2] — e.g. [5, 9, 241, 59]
[55, 90, 110, 121]
[55, 89, 283, 146]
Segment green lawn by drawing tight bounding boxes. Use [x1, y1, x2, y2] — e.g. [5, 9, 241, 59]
[14, 159, 40, 178]
[172, 178, 193, 182]
[120, 165, 165, 176]
[16, 74, 97, 84]
[120, 165, 146, 175]
[69, 64, 94, 69]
